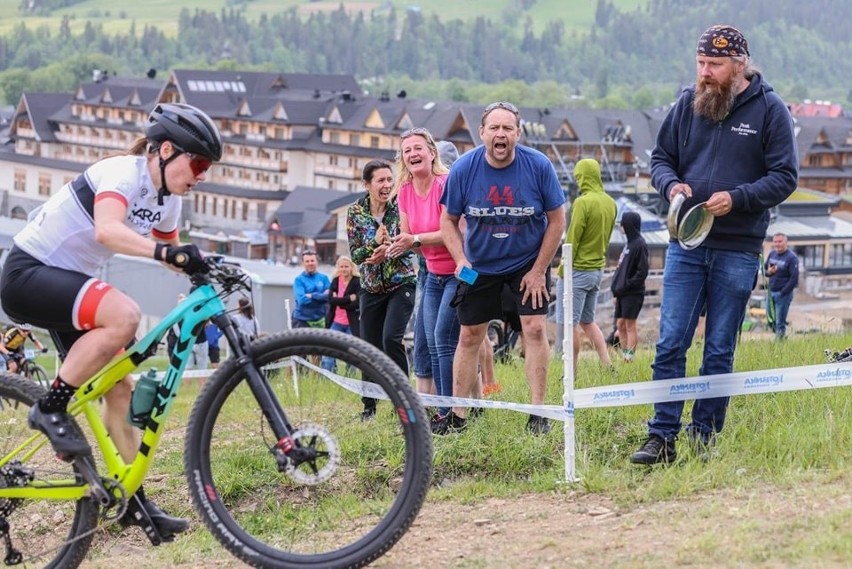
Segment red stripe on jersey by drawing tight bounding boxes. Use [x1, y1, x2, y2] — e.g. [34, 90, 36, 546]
[152, 228, 179, 241]
[77, 280, 113, 330]
[94, 191, 129, 207]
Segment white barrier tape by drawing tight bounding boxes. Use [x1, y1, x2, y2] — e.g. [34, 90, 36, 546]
[292, 357, 850, 420]
[574, 362, 852, 409]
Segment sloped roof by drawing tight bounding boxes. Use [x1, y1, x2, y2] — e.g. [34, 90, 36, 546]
[14, 93, 70, 142]
[270, 186, 357, 238]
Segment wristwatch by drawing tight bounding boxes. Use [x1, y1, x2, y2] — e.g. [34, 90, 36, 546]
[412, 235, 421, 248]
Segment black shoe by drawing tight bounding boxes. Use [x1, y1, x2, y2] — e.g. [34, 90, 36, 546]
[28, 404, 91, 460]
[526, 414, 551, 435]
[630, 435, 676, 465]
[121, 495, 189, 544]
[360, 407, 376, 421]
[469, 407, 484, 419]
[432, 412, 467, 435]
[429, 412, 447, 433]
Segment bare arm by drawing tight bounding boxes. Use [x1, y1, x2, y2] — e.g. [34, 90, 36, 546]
[520, 205, 567, 308]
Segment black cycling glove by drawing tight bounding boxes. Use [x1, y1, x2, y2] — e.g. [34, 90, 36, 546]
[155, 243, 206, 275]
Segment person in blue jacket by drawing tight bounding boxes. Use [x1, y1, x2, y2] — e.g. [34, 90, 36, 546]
[631, 24, 798, 465]
[292, 250, 330, 328]
[765, 232, 799, 340]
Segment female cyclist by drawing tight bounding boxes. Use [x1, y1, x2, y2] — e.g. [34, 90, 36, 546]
[0, 102, 222, 543]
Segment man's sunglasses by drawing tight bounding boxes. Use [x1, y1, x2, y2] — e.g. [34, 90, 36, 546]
[172, 143, 213, 176]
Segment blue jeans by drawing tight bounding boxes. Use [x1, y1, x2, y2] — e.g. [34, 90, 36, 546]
[321, 321, 352, 371]
[422, 273, 461, 415]
[413, 269, 432, 379]
[770, 290, 793, 339]
[648, 244, 759, 442]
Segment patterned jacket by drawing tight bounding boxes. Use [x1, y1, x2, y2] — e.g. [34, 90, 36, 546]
[347, 194, 416, 294]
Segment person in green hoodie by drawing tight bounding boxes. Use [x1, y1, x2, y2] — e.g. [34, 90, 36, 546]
[565, 158, 617, 370]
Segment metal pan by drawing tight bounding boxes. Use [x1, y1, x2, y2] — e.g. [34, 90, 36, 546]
[666, 192, 714, 250]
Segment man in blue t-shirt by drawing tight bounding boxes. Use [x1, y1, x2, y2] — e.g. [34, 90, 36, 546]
[765, 232, 799, 340]
[292, 250, 330, 328]
[440, 101, 566, 435]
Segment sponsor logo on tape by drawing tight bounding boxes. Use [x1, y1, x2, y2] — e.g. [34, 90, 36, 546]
[669, 381, 710, 395]
[815, 367, 852, 383]
[743, 374, 784, 388]
[593, 389, 636, 402]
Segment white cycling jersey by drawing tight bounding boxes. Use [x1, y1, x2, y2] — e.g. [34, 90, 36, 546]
[14, 155, 181, 276]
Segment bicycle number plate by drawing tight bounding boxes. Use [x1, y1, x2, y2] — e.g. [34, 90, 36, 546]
[24, 349, 35, 359]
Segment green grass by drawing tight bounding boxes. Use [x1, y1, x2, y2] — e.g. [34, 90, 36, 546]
[0, 0, 646, 36]
[14, 328, 851, 565]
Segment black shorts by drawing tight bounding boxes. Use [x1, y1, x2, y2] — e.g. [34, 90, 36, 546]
[454, 259, 551, 326]
[614, 294, 645, 320]
[1, 246, 116, 358]
[208, 346, 221, 363]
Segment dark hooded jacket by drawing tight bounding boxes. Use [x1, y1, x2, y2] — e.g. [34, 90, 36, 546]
[610, 211, 649, 298]
[650, 73, 798, 253]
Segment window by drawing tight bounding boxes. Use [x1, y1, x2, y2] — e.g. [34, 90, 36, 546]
[350, 134, 360, 147]
[38, 173, 51, 196]
[13, 170, 26, 192]
[329, 132, 340, 144]
[829, 243, 852, 267]
[242, 201, 248, 221]
[370, 136, 380, 148]
[794, 245, 824, 269]
[257, 203, 267, 222]
[212, 197, 218, 216]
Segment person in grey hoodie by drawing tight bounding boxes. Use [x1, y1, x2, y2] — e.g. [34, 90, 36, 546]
[631, 25, 798, 465]
[610, 211, 649, 363]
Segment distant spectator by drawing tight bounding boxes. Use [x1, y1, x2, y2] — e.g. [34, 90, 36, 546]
[292, 250, 330, 329]
[321, 255, 361, 371]
[564, 158, 617, 371]
[765, 232, 799, 340]
[232, 297, 260, 341]
[204, 320, 223, 369]
[610, 211, 649, 362]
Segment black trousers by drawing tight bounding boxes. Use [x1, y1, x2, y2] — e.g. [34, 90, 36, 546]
[358, 283, 415, 410]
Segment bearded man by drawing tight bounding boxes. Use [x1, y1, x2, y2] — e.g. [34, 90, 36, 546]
[631, 25, 798, 465]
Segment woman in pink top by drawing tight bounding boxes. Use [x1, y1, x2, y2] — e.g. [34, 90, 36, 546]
[321, 256, 361, 372]
[388, 128, 460, 433]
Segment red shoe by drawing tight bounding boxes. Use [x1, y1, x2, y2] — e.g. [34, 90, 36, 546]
[482, 383, 502, 396]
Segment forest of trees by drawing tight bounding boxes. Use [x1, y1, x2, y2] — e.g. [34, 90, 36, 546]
[0, 0, 850, 109]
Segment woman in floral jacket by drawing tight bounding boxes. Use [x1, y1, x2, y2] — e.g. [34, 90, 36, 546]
[347, 159, 416, 420]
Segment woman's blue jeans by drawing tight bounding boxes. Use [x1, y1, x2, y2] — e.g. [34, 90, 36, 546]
[321, 321, 352, 371]
[422, 273, 460, 416]
[648, 244, 759, 442]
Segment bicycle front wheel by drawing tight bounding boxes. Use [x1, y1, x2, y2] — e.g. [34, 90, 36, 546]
[184, 328, 433, 569]
[30, 364, 51, 390]
[0, 373, 98, 569]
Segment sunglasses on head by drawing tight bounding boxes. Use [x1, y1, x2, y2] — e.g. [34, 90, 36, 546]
[482, 101, 520, 123]
[171, 143, 213, 176]
[400, 127, 432, 140]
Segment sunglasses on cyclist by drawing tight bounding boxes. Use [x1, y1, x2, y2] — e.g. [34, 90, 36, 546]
[171, 143, 213, 177]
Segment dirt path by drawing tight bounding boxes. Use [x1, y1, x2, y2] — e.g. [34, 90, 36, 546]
[83, 477, 851, 568]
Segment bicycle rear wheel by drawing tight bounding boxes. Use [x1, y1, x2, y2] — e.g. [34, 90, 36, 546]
[185, 328, 433, 569]
[0, 373, 98, 569]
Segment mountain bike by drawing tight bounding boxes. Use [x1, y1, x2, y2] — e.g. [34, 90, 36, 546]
[12, 349, 51, 390]
[0, 256, 432, 568]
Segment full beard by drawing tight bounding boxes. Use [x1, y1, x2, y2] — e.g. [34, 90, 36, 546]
[693, 78, 737, 123]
